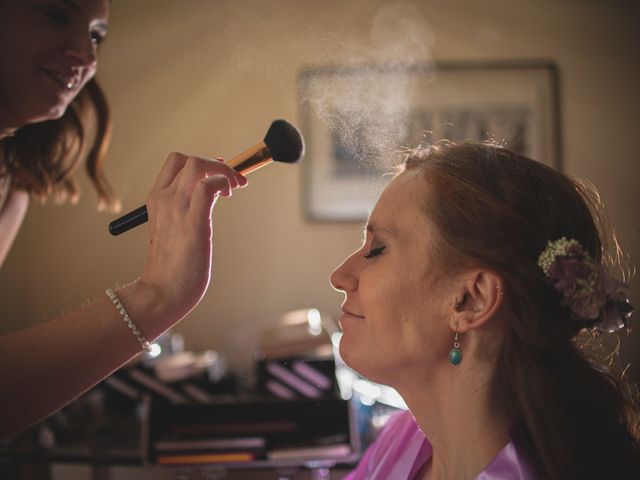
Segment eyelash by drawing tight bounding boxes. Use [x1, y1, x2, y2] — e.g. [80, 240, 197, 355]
[364, 246, 386, 259]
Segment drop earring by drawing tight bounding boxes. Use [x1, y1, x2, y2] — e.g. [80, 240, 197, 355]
[449, 326, 462, 366]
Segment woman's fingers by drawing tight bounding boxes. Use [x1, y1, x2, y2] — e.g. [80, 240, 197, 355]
[173, 156, 240, 209]
[189, 174, 233, 231]
[147, 154, 247, 234]
[147, 152, 249, 226]
[151, 151, 189, 191]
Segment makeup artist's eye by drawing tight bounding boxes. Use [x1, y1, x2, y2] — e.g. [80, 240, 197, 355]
[90, 30, 106, 45]
[43, 7, 70, 25]
[364, 245, 386, 259]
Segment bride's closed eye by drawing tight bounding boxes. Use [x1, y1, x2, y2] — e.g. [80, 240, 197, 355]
[364, 245, 386, 259]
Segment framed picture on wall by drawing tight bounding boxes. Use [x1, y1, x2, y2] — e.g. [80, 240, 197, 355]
[298, 61, 561, 222]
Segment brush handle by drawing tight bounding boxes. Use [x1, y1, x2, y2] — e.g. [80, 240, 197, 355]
[108, 205, 148, 236]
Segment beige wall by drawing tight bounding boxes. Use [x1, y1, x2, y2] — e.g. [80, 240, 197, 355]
[1, 0, 638, 375]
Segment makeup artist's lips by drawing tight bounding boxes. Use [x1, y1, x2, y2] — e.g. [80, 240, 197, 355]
[41, 68, 81, 92]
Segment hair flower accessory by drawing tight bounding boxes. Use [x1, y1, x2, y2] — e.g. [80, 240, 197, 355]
[538, 237, 634, 333]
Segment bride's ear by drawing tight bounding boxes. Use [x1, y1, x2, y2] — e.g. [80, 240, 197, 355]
[450, 270, 504, 333]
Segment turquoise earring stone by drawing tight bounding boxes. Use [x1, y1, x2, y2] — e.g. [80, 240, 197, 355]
[449, 347, 462, 366]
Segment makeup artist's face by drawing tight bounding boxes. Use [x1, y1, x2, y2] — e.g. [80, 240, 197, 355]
[0, 0, 109, 129]
[330, 171, 455, 386]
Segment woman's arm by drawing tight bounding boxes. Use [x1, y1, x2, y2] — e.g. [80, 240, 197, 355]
[0, 188, 29, 267]
[0, 153, 247, 438]
[0, 279, 165, 438]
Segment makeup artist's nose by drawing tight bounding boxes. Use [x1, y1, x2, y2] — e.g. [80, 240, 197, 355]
[65, 33, 98, 68]
[330, 251, 359, 293]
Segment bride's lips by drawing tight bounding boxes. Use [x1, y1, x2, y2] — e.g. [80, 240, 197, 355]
[341, 308, 364, 319]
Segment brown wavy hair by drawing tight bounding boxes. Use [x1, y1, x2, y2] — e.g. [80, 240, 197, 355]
[1, 78, 119, 212]
[403, 141, 639, 478]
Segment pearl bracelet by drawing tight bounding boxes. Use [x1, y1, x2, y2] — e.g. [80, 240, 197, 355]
[106, 288, 152, 353]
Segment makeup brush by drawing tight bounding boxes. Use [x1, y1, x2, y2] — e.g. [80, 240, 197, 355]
[108, 119, 304, 236]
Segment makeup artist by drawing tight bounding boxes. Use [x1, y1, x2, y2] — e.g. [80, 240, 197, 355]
[0, 0, 247, 438]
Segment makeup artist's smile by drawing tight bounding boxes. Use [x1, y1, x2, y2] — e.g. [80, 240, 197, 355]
[40, 68, 81, 92]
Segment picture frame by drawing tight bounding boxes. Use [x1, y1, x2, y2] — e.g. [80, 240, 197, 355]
[298, 61, 561, 222]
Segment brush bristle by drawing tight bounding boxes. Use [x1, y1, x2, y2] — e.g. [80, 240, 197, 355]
[263, 119, 305, 164]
